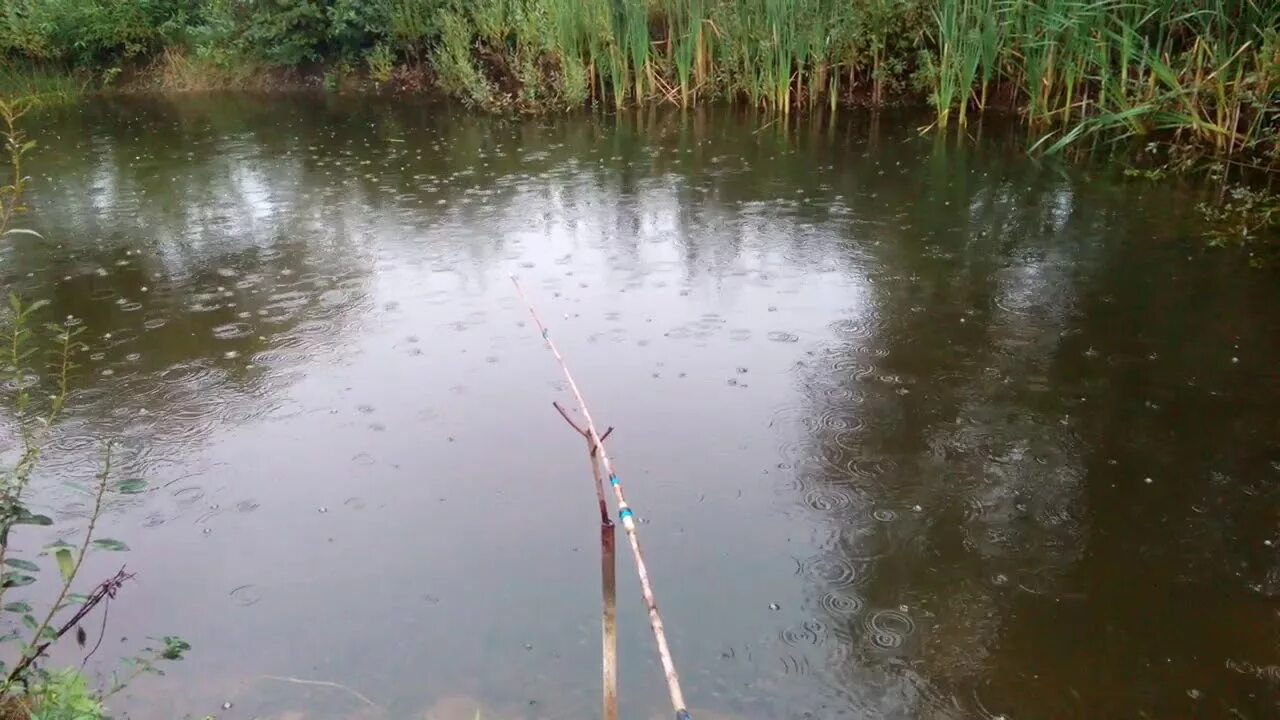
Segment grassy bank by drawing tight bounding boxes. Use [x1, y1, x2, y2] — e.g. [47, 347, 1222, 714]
[0, 61, 88, 104]
[1, 1, 1277, 166]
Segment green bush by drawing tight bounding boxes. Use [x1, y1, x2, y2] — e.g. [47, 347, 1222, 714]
[240, 0, 329, 66]
[433, 10, 493, 106]
[366, 42, 395, 83]
[328, 0, 391, 59]
[0, 0, 188, 65]
[24, 670, 104, 720]
[388, 0, 449, 59]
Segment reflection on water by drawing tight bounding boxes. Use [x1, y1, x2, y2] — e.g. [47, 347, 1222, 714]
[1, 95, 1277, 719]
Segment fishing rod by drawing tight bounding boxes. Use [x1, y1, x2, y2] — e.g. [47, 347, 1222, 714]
[510, 275, 692, 720]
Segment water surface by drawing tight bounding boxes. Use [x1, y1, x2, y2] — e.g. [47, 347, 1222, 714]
[2, 95, 1278, 719]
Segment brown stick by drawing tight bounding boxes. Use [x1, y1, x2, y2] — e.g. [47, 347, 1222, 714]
[7, 568, 132, 683]
[555, 401, 613, 527]
[563, 403, 619, 720]
[600, 511, 619, 720]
[588, 437, 619, 720]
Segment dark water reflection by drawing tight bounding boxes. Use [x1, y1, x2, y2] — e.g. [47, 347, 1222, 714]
[1, 95, 1277, 719]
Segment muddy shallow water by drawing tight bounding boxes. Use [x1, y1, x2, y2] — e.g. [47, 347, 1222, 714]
[2, 95, 1277, 719]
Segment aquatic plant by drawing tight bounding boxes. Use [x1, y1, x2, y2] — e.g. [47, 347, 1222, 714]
[0, 99, 189, 718]
[1198, 184, 1280, 248]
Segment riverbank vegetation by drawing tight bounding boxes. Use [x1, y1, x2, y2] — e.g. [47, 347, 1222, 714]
[1, 1, 1277, 247]
[1, 98, 189, 719]
[1, 1, 1276, 164]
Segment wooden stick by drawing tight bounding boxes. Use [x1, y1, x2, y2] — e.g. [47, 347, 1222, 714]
[7, 568, 133, 683]
[590, 437, 619, 720]
[554, 400, 618, 720]
[512, 275, 692, 720]
[555, 401, 613, 526]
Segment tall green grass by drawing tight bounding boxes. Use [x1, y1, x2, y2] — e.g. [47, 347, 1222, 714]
[0, 0, 1275, 163]
[927, 0, 1279, 162]
[0, 62, 87, 105]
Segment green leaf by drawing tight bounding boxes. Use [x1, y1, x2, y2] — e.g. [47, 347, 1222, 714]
[160, 636, 191, 660]
[14, 511, 53, 526]
[4, 602, 31, 613]
[64, 593, 89, 605]
[116, 479, 146, 495]
[3, 558, 38, 572]
[55, 548, 74, 583]
[20, 614, 37, 631]
[2, 572, 36, 588]
[91, 539, 129, 552]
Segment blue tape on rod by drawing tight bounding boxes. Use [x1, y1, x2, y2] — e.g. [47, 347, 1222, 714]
[676, 710, 692, 720]
[619, 507, 634, 521]
[609, 474, 620, 487]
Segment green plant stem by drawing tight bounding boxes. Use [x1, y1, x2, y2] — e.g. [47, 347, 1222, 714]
[0, 319, 77, 612]
[0, 101, 30, 237]
[0, 448, 112, 695]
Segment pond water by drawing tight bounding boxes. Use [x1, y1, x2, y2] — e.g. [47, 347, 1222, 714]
[2, 95, 1278, 720]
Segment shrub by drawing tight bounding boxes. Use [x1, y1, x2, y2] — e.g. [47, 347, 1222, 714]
[240, 0, 328, 67]
[366, 42, 395, 84]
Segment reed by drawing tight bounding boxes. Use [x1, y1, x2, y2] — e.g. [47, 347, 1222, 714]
[1, 0, 1274, 162]
[445, 0, 1276, 160]
[911, 0, 1277, 161]
[0, 62, 86, 105]
[667, 0, 708, 106]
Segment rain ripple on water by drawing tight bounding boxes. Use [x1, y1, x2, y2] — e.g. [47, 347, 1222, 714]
[864, 609, 916, 650]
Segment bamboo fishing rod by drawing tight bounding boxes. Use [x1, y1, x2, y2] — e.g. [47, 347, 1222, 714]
[511, 275, 693, 720]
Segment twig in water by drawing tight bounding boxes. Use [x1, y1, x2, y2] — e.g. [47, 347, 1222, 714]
[553, 401, 613, 448]
[7, 568, 133, 684]
[260, 675, 381, 709]
[553, 400, 613, 525]
[553, 400, 619, 719]
[81, 589, 112, 668]
[597, 476, 619, 720]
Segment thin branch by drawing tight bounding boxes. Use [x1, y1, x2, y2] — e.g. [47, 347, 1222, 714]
[551, 402, 613, 449]
[260, 675, 381, 709]
[0, 320, 77, 610]
[552, 401, 588, 436]
[81, 592, 111, 667]
[8, 445, 113, 687]
[5, 568, 132, 684]
[595, 427, 614, 452]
